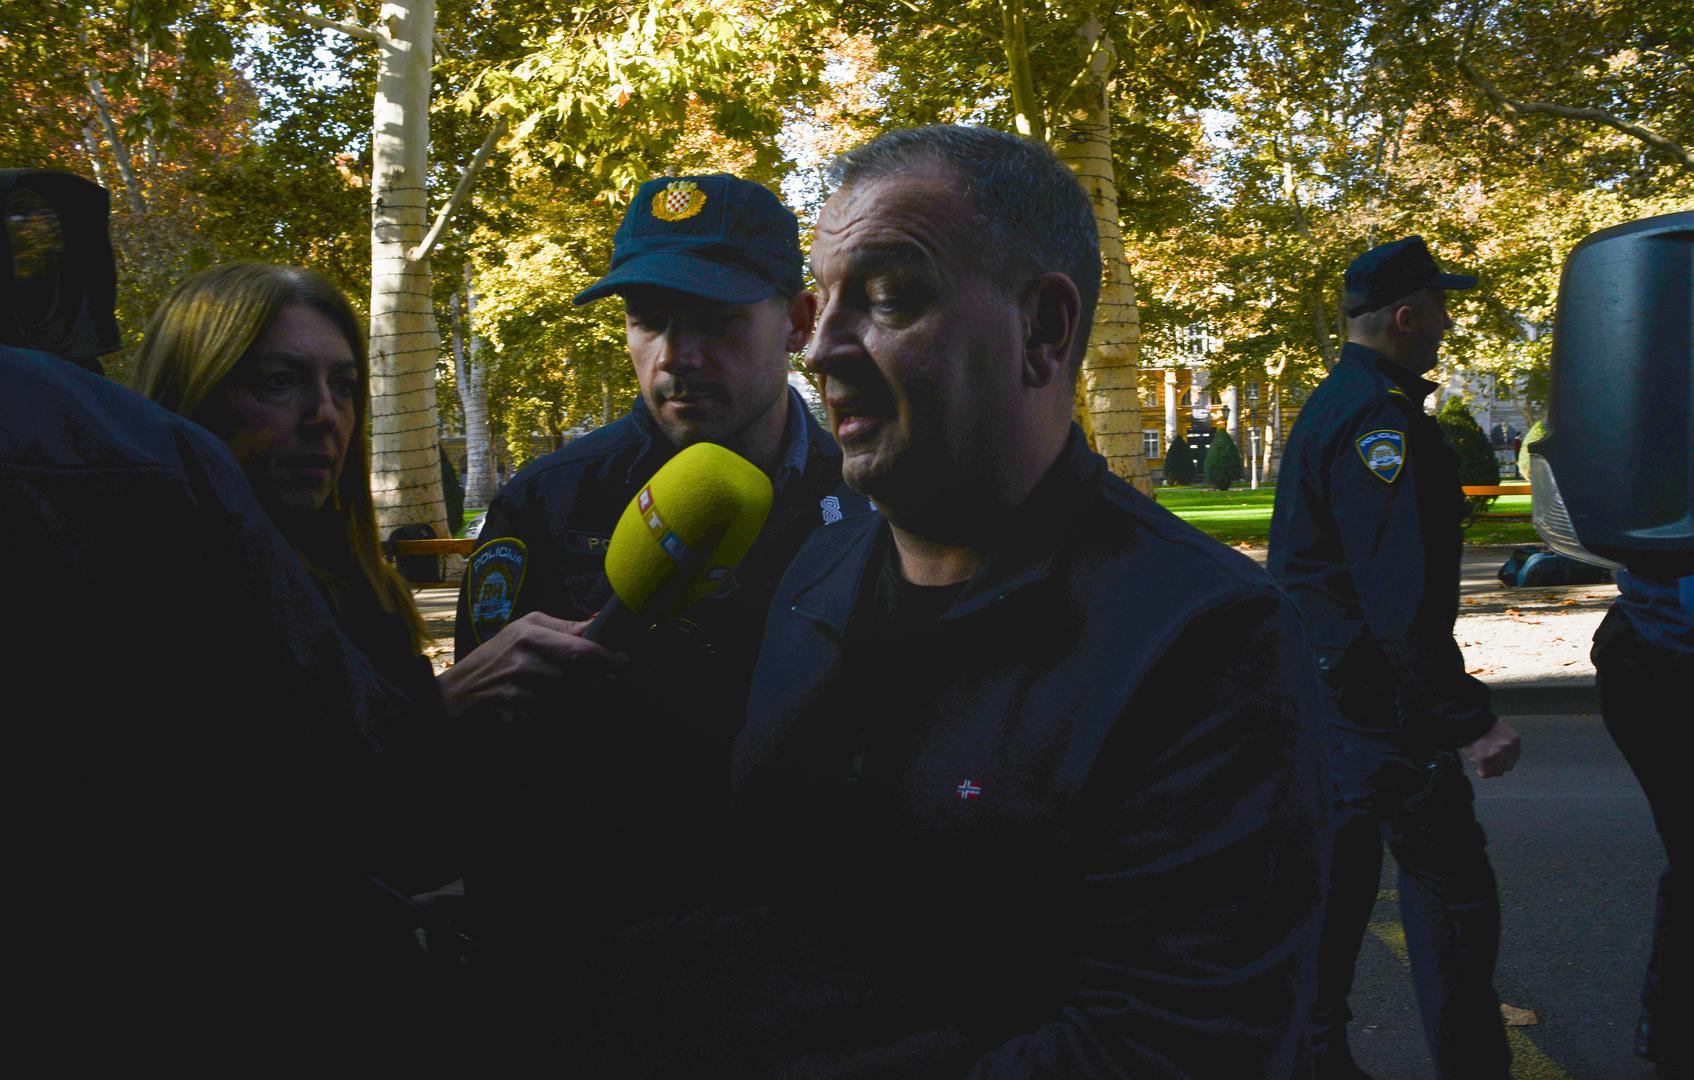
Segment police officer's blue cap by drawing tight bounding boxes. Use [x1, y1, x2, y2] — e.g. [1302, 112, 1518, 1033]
[1342, 235, 1477, 317]
[573, 174, 804, 306]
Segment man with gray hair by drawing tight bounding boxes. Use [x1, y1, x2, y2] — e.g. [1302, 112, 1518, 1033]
[593, 126, 1330, 1077]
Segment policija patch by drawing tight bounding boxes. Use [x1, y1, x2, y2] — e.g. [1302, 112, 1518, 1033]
[467, 537, 528, 644]
[1356, 429, 1407, 484]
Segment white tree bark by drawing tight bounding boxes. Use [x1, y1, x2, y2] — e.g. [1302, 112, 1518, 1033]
[452, 276, 498, 508]
[367, 0, 447, 537]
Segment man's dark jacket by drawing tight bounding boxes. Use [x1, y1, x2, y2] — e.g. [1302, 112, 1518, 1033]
[1267, 342, 1494, 749]
[580, 429, 1331, 1078]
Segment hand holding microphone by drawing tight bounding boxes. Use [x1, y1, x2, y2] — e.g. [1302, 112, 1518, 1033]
[439, 443, 772, 719]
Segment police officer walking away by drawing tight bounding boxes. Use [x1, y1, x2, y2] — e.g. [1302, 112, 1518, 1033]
[1268, 236, 1522, 1080]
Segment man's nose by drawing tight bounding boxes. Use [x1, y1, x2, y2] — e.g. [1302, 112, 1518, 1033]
[805, 296, 853, 375]
[656, 322, 704, 370]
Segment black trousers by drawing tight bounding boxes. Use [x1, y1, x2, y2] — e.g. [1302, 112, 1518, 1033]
[1593, 606, 1688, 1063]
[1308, 728, 1511, 1079]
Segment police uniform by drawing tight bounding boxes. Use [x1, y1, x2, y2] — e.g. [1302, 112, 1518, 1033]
[567, 429, 1332, 1077]
[449, 174, 869, 1044]
[1268, 340, 1511, 1078]
[456, 387, 864, 694]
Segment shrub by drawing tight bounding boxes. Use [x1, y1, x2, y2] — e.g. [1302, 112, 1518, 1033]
[440, 445, 465, 534]
[1203, 429, 1243, 490]
[1163, 433, 1196, 485]
[1436, 398, 1499, 514]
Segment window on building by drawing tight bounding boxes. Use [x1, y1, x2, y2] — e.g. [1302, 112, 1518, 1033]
[1143, 430, 1161, 461]
[1181, 322, 1213, 358]
[1140, 376, 1161, 408]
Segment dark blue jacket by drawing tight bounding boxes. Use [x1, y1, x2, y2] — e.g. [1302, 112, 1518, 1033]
[1, 346, 457, 1066]
[611, 429, 1328, 1078]
[1267, 342, 1494, 749]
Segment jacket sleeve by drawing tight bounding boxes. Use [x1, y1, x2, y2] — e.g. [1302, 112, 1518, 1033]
[1326, 398, 1495, 748]
[961, 591, 1330, 1079]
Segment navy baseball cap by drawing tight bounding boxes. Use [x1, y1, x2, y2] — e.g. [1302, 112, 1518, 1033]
[573, 174, 804, 306]
[1342, 235, 1478, 316]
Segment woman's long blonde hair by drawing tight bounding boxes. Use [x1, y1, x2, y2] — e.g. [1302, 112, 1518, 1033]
[133, 263, 428, 649]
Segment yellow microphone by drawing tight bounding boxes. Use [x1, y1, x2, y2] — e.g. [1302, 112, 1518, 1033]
[584, 442, 773, 645]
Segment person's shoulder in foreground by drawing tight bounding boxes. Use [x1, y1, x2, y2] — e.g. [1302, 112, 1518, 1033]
[2, 344, 453, 1064]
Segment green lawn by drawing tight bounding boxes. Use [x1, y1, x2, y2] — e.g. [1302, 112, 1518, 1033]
[1154, 485, 1540, 546]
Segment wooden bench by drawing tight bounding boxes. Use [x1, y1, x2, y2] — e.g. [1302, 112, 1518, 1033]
[387, 537, 477, 588]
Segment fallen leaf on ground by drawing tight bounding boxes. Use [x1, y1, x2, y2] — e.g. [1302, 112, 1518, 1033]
[1462, 597, 1480, 605]
[1467, 667, 1492, 675]
[1500, 1003, 1538, 1026]
[1561, 598, 1578, 606]
[1504, 608, 1542, 624]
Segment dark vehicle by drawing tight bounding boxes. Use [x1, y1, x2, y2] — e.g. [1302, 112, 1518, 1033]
[1528, 211, 1694, 577]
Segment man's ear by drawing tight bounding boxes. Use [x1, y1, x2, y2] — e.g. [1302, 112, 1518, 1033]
[785, 290, 820, 353]
[1391, 301, 1418, 337]
[1021, 272, 1083, 389]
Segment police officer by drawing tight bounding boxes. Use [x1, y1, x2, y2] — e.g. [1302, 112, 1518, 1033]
[447, 174, 866, 1044]
[448, 173, 864, 705]
[1268, 236, 1522, 1079]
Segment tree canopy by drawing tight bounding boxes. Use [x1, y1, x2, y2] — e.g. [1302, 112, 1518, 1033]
[2, 0, 1685, 485]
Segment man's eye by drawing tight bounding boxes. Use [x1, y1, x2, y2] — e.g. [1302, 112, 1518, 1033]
[257, 371, 296, 392]
[699, 310, 744, 335]
[870, 292, 915, 316]
[332, 376, 358, 399]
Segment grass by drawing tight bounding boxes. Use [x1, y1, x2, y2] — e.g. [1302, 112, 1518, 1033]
[458, 507, 487, 537]
[1154, 485, 1541, 547]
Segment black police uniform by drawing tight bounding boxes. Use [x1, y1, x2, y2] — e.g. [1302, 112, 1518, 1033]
[2, 346, 460, 1068]
[568, 428, 1332, 1077]
[451, 389, 868, 1031]
[1268, 341, 1510, 1078]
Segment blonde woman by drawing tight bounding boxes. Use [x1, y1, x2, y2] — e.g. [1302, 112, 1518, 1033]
[136, 263, 609, 721]
[134, 263, 433, 679]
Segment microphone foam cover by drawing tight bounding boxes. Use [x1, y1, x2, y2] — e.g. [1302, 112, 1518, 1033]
[604, 442, 774, 619]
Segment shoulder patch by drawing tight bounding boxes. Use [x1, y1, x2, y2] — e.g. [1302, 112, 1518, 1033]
[467, 537, 528, 644]
[1386, 386, 1408, 397]
[1355, 429, 1407, 483]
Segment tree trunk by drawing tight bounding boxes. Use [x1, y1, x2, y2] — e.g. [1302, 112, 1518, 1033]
[1051, 15, 1149, 494]
[85, 73, 145, 216]
[452, 271, 498, 507]
[367, 0, 447, 538]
